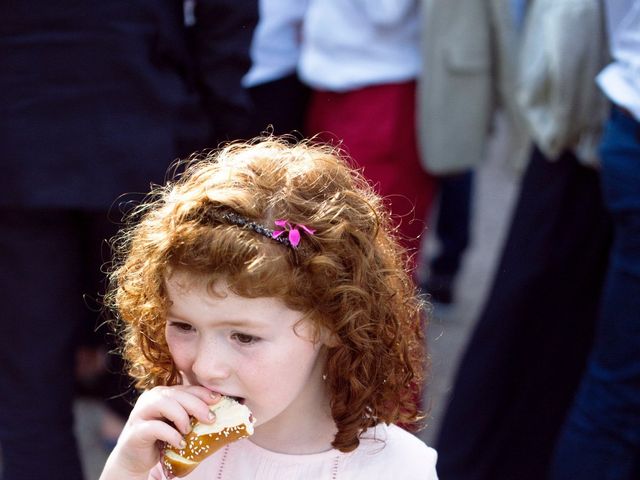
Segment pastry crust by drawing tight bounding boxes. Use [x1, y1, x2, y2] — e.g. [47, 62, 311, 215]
[161, 397, 254, 478]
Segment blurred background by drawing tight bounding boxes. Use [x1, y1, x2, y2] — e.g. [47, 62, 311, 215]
[2, 1, 639, 479]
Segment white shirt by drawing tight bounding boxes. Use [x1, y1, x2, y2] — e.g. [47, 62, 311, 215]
[242, 0, 308, 88]
[150, 423, 438, 479]
[597, 0, 640, 120]
[298, 0, 421, 92]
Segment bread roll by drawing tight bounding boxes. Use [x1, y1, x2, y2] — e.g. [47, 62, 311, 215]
[161, 396, 255, 478]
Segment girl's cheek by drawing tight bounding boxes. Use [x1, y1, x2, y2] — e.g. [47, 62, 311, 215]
[166, 335, 193, 367]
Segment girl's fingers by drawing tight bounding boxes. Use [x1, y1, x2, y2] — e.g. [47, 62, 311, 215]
[136, 420, 186, 451]
[162, 388, 218, 426]
[138, 387, 219, 430]
[174, 384, 222, 406]
[147, 397, 193, 435]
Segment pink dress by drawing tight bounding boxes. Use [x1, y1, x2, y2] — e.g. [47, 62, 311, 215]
[149, 423, 438, 479]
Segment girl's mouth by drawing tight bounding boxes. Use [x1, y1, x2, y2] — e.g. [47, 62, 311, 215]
[230, 395, 245, 405]
[207, 388, 244, 404]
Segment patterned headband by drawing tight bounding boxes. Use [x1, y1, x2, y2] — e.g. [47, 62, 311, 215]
[221, 211, 315, 249]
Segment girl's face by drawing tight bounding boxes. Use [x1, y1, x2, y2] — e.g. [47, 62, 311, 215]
[164, 271, 335, 453]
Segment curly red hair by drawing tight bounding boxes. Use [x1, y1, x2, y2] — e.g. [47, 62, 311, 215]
[107, 137, 428, 452]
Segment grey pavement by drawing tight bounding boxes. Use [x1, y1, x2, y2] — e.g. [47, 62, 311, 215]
[72, 119, 522, 480]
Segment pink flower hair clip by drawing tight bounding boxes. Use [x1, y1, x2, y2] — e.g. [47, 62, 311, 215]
[272, 219, 316, 248]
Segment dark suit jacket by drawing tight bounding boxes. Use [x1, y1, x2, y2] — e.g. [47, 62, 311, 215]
[0, 0, 257, 209]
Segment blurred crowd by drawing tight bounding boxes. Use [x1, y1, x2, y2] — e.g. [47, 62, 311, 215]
[0, 0, 638, 479]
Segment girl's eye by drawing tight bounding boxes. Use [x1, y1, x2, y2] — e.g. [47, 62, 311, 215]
[169, 321, 194, 332]
[231, 332, 259, 345]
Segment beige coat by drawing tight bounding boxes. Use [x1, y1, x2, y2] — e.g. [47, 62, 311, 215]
[418, 0, 529, 174]
[517, 0, 609, 166]
[418, 0, 608, 174]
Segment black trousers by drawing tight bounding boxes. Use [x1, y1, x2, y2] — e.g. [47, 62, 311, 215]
[0, 209, 123, 480]
[435, 147, 612, 480]
[430, 170, 473, 278]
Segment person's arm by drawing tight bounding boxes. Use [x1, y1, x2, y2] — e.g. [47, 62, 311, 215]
[99, 386, 220, 480]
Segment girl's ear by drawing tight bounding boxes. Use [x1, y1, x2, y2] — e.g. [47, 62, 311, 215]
[296, 314, 340, 347]
[318, 327, 340, 348]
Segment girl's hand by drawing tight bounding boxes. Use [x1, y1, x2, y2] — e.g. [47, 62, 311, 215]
[100, 385, 221, 480]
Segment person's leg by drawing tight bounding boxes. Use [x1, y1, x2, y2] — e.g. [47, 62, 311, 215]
[550, 108, 640, 479]
[80, 211, 134, 437]
[424, 171, 473, 303]
[435, 147, 612, 480]
[74, 211, 115, 396]
[0, 209, 85, 480]
[86, 212, 136, 442]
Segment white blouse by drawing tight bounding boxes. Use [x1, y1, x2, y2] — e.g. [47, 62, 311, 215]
[597, 0, 640, 120]
[298, 0, 421, 92]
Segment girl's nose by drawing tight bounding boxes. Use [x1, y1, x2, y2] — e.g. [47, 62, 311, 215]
[191, 339, 231, 383]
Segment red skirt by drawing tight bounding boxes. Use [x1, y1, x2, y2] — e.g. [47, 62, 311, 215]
[305, 81, 436, 259]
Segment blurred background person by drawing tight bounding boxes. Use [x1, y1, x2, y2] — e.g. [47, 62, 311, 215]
[243, 0, 310, 138]
[0, 1, 256, 479]
[426, 1, 612, 479]
[417, 0, 530, 306]
[550, 1, 640, 478]
[300, 0, 437, 261]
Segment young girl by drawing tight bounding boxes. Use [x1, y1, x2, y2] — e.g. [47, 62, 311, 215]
[100, 137, 438, 479]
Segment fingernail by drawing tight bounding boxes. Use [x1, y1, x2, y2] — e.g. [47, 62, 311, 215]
[210, 392, 220, 400]
[179, 439, 186, 449]
[208, 411, 216, 422]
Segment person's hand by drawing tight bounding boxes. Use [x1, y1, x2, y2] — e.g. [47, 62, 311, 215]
[100, 385, 220, 480]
